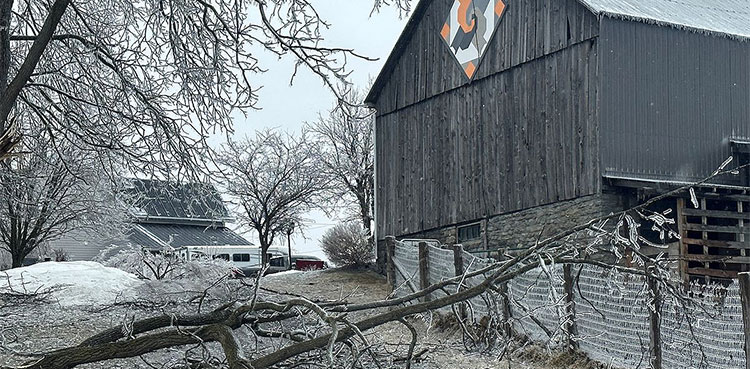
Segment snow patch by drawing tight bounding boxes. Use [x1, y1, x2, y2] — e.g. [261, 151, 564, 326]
[0, 261, 143, 307]
[266, 270, 302, 278]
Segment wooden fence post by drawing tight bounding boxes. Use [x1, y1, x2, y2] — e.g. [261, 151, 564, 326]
[562, 264, 579, 351]
[418, 241, 430, 301]
[385, 236, 396, 293]
[452, 244, 467, 319]
[738, 272, 750, 369]
[452, 244, 464, 276]
[647, 273, 663, 369]
[499, 282, 512, 337]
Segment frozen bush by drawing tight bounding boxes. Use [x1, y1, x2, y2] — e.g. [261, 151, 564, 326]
[95, 244, 234, 281]
[95, 244, 240, 305]
[320, 223, 373, 268]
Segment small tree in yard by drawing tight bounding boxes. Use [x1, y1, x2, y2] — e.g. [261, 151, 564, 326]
[309, 89, 375, 239]
[0, 135, 126, 268]
[216, 130, 327, 266]
[320, 222, 373, 268]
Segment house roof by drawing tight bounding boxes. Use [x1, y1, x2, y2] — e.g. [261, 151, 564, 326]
[130, 224, 252, 250]
[365, 0, 750, 105]
[125, 179, 231, 224]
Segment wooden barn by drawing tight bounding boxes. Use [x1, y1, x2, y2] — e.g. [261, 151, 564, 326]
[366, 0, 750, 283]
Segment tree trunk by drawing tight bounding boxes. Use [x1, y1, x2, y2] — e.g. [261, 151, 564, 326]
[261, 244, 269, 266]
[259, 232, 270, 267]
[11, 249, 24, 268]
[0, 0, 13, 95]
[0, 0, 71, 128]
[9, 238, 32, 268]
[357, 194, 372, 237]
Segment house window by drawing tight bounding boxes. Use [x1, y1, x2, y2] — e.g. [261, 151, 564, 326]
[458, 223, 481, 243]
[214, 254, 230, 261]
[232, 253, 250, 262]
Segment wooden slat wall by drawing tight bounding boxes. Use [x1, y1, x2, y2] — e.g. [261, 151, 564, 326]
[375, 38, 602, 238]
[374, 0, 602, 239]
[373, 0, 600, 116]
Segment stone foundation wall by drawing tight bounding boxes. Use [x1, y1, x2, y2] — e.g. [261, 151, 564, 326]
[378, 193, 627, 254]
[485, 192, 627, 249]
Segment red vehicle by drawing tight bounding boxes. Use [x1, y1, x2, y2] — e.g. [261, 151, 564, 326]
[291, 256, 326, 271]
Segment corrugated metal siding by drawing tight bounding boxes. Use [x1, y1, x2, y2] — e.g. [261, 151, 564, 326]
[601, 17, 750, 184]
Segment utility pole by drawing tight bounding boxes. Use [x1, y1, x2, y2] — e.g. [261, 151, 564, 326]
[285, 222, 295, 270]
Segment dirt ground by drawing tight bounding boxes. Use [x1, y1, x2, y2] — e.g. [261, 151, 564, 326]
[263, 268, 599, 369]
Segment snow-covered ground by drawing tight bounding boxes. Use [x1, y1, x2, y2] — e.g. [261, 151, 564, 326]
[0, 261, 143, 306]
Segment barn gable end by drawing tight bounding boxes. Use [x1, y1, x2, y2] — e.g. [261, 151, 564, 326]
[367, 0, 600, 115]
[370, 0, 603, 242]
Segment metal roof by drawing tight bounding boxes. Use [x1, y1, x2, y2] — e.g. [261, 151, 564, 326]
[580, 0, 750, 40]
[124, 179, 231, 223]
[129, 224, 252, 250]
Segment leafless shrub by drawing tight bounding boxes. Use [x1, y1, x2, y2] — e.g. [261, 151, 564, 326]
[97, 245, 233, 282]
[52, 249, 68, 262]
[320, 222, 373, 268]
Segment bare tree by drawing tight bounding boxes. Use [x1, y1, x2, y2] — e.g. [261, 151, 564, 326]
[0, 134, 127, 268]
[0, 0, 384, 175]
[216, 129, 327, 265]
[308, 89, 375, 237]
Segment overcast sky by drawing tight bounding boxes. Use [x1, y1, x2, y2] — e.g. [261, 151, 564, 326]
[226, 1, 409, 260]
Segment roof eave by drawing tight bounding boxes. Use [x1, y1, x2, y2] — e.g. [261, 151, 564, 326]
[133, 215, 233, 227]
[598, 10, 750, 42]
[365, 0, 432, 106]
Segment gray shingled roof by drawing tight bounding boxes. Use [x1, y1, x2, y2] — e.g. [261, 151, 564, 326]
[579, 0, 750, 40]
[130, 224, 252, 250]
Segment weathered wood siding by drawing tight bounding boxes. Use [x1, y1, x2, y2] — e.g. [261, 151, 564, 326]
[375, 0, 599, 115]
[374, 0, 601, 239]
[600, 18, 750, 185]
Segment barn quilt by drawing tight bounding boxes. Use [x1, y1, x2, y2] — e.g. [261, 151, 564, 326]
[440, 0, 507, 79]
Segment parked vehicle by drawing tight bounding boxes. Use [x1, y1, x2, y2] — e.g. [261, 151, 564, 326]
[176, 245, 289, 276]
[290, 255, 326, 270]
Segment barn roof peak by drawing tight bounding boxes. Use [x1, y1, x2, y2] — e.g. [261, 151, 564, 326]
[366, 0, 750, 105]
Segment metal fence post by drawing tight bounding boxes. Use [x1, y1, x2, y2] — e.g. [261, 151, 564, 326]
[418, 241, 430, 301]
[385, 236, 396, 293]
[739, 272, 750, 369]
[563, 264, 579, 351]
[647, 273, 663, 369]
